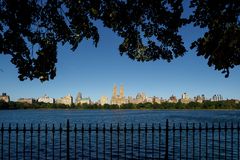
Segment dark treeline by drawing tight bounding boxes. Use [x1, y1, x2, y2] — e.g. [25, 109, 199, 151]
[0, 100, 240, 110]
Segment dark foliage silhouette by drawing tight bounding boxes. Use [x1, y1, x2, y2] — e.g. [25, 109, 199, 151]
[0, 0, 239, 81]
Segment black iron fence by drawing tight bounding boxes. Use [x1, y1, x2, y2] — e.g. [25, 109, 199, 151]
[0, 120, 240, 159]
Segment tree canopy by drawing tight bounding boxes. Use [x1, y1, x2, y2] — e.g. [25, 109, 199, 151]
[0, 0, 239, 81]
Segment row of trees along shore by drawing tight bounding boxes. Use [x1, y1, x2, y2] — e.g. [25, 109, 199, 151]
[0, 100, 240, 110]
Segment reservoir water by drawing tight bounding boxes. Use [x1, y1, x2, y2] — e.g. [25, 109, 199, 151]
[0, 110, 239, 159]
[1, 109, 240, 125]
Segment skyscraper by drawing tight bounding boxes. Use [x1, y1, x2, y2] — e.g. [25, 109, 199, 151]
[113, 84, 117, 98]
[100, 96, 108, 105]
[111, 84, 126, 105]
[180, 92, 190, 104]
[120, 85, 124, 98]
[75, 92, 82, 104]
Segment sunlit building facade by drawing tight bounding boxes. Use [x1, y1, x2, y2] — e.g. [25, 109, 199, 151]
[38, 95, 54, 103]
[100, 96, 108, 105]
[0, 93, 10, 103]
[180, 92, 190, 104]
[17, 98, 35, 104]
[56, 94, 73, 106]
[111, 85, 126, 105]
[168, 95, 178, 103]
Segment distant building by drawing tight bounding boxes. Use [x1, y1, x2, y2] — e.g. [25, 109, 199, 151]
[75, 92, 92, 105]
[75, 92, 82, 104]
[17, 98, 35, 104]
[56, 94, 73, 106]
[168, 95, 177, 103]
[79, 98, 91, 105]
[194, 94, 205, 103]
[180, 92, 190, 104]
[100, 96, 108, 105]
[235, 100, 240, 104]
[111, 85, 126, 105]
[153, 96, 162, 104]
[0, 93, 10, 103]
[146, 97, 153, 103]
[38, 95, 54, 104]
[127, 96, 133, 103]
[226, 99, 240, 104]
[211, 94, 223, 101]
[127, 92, 148, 104]
[135, 92, 146, 103]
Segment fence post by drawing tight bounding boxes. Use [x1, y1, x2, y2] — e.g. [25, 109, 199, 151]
[1, 123, 3, 160]
[165, 119, 169, 160]
[67, 119, 70, 160]
[8, 123, 11, 160]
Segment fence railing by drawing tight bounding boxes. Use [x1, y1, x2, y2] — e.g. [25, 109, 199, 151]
[0, 120, 239, 159]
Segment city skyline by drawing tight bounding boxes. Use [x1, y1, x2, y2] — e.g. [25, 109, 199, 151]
[0, 85, 237, 104]
[1, 86, 238, 108]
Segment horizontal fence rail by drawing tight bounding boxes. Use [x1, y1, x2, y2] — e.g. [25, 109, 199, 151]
[0, 120, 239, 159]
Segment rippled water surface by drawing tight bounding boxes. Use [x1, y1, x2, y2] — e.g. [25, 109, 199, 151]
[0, 110, 240, 159]
[1, 109, 240, 125]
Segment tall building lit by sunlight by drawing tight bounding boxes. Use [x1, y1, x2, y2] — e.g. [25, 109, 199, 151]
[111, 84, 126, 105]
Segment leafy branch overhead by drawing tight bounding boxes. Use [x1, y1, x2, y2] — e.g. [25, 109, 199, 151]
[0, 0, 239, 81]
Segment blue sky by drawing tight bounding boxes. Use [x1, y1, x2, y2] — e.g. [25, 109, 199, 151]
[1, 4, 240, 102]
[1, 23, 240, 102]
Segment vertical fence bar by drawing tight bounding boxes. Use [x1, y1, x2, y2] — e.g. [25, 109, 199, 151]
[172, 123, 175, 160]
[74, 124, 77, 160]
[192, 123, 195, 160]
[159, 124, 161, 159]
[231, 122, 233, 160]
[238, 122, 239, 160]
[52, 124, 55, 160]
[212, 124, 214, 159]
[206, 123, 208, 160]
[23, 124, 26, 160]
[131, 124, 134, 159]
[199, 123, 202, 160]
[30, 124, 33, 160]
[16, 124, 18, 160]
[124, 124, 126, 160]
[66, 120, 70, 160]
[218, 123, 221, 160]
[152, 124, 154, 159]
[145, 124, 147, 159]
[8, 124, 11, 160]
[88, 124, 91, 159]
[38, 124, 40, 160]
[45, 124, 48, 160]
[1, 123, 3, 160]
[81, 124, 84, 160]
[138, 123, 140, 160]
[96, 124, 98, 159]
[103, 124, 106, 160]
[186, 123, 188, 160]
[180, 123, 182, 160]
[110, 124, 112, 160]
[225, 123, 227, 160]
[59, 124, 62, 160]
[117, 123, 120, 160]
[165, 119, 169, 160]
